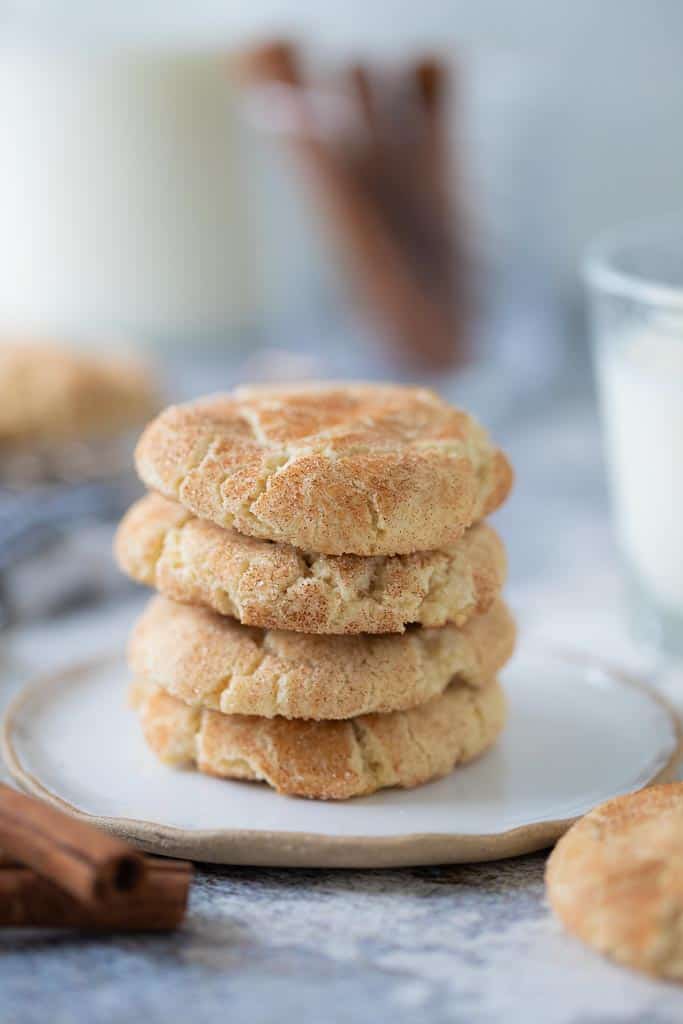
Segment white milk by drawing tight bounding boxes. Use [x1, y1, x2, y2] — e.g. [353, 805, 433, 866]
[598, 323, 683, 612]
[0, 46, 256, 341]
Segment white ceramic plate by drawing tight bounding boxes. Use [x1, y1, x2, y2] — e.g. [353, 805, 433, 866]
[3, 644, 680, 867]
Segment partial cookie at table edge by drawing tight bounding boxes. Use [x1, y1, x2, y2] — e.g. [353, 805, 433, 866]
[546, 782, 683, 980]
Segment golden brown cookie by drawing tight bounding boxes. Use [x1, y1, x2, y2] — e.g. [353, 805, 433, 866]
[116, 493, 507, 634]
[134, 384, 512, 555]
[546, 783, 683, 980]
[0, 341, 157, 446]
[129, 595, 515, 720]
[131, 677, 506, 800]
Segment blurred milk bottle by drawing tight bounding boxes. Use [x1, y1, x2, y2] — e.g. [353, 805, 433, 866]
[0, 41, 258, 347]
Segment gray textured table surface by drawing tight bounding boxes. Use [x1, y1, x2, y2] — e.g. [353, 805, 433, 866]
[4, 857, 683, 1024]
[2, 379, 683, 1024]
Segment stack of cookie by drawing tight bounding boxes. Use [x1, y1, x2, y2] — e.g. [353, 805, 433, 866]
[116, 384, 515, 800]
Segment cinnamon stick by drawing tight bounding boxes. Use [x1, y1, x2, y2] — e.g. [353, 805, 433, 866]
[0, 784, 146, 907]
[348, 64, 381, 147]
[237, 41, 464, 370]
[412, 56, 470, 360]
[236, 39, 300, 89]
[413, 58, 450, 233]
[0, 859, 191, 931]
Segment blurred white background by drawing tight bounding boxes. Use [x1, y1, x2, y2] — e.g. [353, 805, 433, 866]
[1, 0, 682, 349]
[4, 2, 683, 269]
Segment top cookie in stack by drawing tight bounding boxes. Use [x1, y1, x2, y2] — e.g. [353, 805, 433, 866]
[133, 383, 512, 558]
[117, 383, 515, 799]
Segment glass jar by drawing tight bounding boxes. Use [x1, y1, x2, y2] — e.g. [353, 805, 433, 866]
[586, 219, 683, 655]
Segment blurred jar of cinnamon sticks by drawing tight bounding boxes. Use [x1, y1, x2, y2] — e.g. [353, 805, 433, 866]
[0, 29, 498, 376]
[235, 41, 469, 372]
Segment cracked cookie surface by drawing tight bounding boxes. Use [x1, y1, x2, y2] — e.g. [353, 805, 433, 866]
[116, 493, 507, 634]
[131, 677, 506, 800]
[134, 384, 512, 556]
[128, 595, 515, 720]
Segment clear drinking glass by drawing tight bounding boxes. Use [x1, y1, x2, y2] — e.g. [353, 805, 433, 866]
[586, 220, 683, 656]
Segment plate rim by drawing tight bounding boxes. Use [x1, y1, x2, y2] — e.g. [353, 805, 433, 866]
[3, 648, 681, 868]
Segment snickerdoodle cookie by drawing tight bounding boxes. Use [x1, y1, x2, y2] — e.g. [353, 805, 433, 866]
[546, 783, 683, 980]
[134, 384, 512, 556]
[0, 341, 157, 446]
[131, 677, 506, 800]
[116, 493, 506, 634]
[129, 595, 515, 721]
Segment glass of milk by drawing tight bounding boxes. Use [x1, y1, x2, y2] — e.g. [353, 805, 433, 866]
[586, 220, 683, 655]
[0, 40, 258, 347]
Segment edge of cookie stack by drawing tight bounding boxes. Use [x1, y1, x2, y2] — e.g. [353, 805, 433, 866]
[115, 383, 515, 800]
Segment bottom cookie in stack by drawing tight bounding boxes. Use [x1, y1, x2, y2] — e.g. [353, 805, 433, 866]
[131, 677, 505, 801]
[128, 596, 515, 800]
